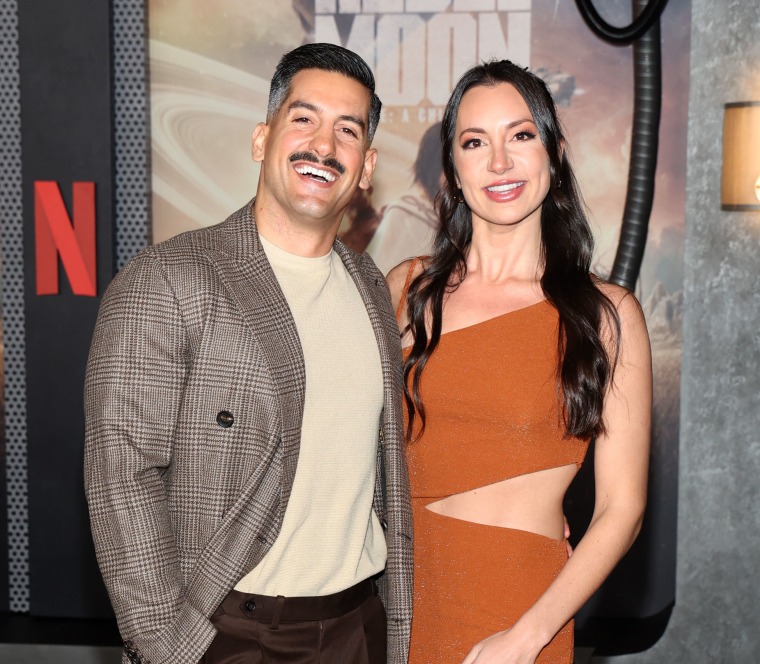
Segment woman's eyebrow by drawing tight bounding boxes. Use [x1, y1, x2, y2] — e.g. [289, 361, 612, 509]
[458, 118, 535, 138]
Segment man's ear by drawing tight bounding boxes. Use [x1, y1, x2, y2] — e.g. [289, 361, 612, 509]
[251, 122, 268, 163]
[359, 147, 378, 191]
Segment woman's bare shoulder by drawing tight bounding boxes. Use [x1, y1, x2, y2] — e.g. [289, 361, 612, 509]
[592, 275, 643, 312]
[386, 257, 427, 314]
[591, 275, 650, 352]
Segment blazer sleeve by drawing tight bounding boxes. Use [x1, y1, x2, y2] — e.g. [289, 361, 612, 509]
[84, 252, 215, 663]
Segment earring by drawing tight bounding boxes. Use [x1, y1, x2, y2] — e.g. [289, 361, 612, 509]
[456, 188, 464, 203]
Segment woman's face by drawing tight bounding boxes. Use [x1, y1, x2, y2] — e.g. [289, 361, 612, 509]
[453, 82, 551, 232]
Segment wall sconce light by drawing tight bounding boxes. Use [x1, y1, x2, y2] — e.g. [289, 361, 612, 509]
[721, 101, 760, 211]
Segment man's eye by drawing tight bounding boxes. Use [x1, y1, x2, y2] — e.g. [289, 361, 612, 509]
[294, 116, 311, 123]
[339, 127, 358, 138]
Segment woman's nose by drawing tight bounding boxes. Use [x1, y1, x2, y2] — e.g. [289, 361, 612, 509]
[489, 143, 513, 173]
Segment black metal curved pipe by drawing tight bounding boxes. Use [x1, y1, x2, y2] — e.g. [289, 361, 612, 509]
[609, 9, 661, 290]
[574, 0, 667, 291]
[575, 0, 669, 45]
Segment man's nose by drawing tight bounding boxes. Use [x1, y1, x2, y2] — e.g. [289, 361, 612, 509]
[308, 124, 336, 158]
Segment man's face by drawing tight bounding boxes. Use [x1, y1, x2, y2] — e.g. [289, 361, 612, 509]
[252, 69, 377, 233]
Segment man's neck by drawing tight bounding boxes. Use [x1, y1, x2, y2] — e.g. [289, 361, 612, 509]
[253, 198, 341, 258]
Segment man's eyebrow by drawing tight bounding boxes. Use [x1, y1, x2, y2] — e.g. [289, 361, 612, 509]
[339, 114, 366, 132]
[286, 100, 366, 133]
[287, 100, 319, 114]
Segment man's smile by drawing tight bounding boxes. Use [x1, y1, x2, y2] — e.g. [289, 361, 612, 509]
[294, 163, 338, 182]
[289, 151, 346, 184]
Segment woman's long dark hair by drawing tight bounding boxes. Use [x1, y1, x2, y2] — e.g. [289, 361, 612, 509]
[403, 60, 621, 442]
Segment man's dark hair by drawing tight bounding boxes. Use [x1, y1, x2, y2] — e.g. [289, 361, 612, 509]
[268, 43, 382, 144]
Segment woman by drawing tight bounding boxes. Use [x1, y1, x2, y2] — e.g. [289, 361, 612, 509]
[387, 60, 652, 663]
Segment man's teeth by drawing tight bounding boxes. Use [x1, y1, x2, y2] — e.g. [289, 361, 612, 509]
[486, 182, 523, 193]
[294, 165, 337, 182]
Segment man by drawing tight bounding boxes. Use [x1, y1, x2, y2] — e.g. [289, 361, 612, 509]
[84, 43, 412, 664]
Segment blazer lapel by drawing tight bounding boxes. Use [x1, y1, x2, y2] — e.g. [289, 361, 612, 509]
[333, 240, 402, 524]
[206, 203, 305, 513]
[334, 239, 401, 462]
[333, 239, 395, 421]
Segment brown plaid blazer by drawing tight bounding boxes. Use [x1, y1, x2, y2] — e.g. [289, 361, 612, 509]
[84, 202, 413, 664]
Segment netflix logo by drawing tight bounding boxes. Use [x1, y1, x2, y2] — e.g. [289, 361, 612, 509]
[34, 180, 97, 297]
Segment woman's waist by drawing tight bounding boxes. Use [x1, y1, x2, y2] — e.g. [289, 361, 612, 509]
[412, 464, 577, 541]
[412, 499, 568, 542]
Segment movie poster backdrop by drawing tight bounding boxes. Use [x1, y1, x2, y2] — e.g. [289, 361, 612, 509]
[148, 0, 689, 649]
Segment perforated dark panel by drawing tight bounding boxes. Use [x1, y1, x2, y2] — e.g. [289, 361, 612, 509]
[1, 0, 151, 614]
[113, 0, 151, 268]
[0, 0, 29, 613]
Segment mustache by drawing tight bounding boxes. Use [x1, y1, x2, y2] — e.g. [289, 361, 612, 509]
[289, 151, 346, 175]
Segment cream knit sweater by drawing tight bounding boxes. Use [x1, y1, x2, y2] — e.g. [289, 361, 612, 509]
[235, 236, 386, 596]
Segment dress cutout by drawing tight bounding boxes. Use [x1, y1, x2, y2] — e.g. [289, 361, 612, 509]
[399, 261, 588, 663]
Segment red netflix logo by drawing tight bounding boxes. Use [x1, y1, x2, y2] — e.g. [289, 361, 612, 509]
[35, 181, 97, 296]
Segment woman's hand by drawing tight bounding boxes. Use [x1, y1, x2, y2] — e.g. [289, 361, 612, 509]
[461, 627, 544, 664]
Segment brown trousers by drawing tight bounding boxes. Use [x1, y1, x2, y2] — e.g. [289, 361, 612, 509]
[201, 578, 387, 664]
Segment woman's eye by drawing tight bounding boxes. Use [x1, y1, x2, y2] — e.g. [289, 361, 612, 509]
[462, 138, 482, 149]
[514, 130, 537, 141]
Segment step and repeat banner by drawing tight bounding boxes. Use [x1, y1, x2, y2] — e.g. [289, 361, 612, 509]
[1, 0, 689, 652]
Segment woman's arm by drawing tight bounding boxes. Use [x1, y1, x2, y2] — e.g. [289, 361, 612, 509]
[463, 285, 653, 664]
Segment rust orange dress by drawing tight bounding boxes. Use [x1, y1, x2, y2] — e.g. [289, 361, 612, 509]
[399, 261, 589, 663]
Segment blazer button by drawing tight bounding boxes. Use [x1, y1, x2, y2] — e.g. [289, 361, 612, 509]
[216, 411, 234, 428]
[244, 600, 256, 612]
